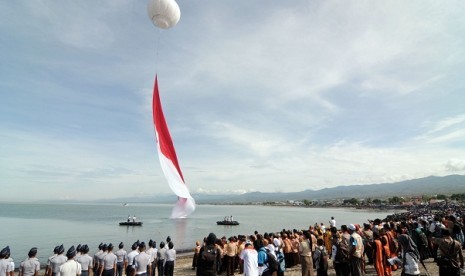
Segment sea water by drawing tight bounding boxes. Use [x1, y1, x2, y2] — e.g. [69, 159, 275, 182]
[0, 202, 397, 264]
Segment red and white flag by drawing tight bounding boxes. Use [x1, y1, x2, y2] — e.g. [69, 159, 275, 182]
[152, 76, 195, 218]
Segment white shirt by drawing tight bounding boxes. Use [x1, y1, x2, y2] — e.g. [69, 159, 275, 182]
[330, 219, 336, 227]
[134, 252, 151, 274]
[0, 259, 13, 276]
[127, 250, 139, 267]
[20, 257, 40, 276]
[59, 260, 82, 276]
[240, 248, 259, 276]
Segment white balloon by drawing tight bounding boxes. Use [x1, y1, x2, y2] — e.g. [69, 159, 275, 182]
[147, 0, 181, 29]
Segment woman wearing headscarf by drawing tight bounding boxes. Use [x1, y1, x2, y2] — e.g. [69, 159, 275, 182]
[397, 234, 420, 276]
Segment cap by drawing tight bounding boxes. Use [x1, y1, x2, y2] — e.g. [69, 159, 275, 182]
[348, 224, 356, 231]
[119, 242, 124, 249]
[66, 246, 76, 258]
[28, 247, 38, 257]
[58, 244, 65, 254]
[0, 246, 10, 258]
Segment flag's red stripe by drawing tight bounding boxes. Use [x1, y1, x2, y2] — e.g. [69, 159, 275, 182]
[152, 76, 185, 182]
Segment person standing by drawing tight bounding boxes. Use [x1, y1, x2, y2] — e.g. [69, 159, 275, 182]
[192, 241, 201, 271]
[46, 246, 60, 276]
[197, 233, 220, 276]
[163, 242, 175, 276]
[146, 240, 157, 276]
[397, 234, 420, 276]
[134, 242, 151, 276]
[93, 243, 104, 276]
[239, 241, 258, 276]
[115, 243, 127, 276]
[348, 224, 365, 276]
[329, 217, 336, 228]
[101, 244, 117, 276]
[0, 246, 14, 276]
[76, 245, 93, 276]
[313, 239, 328, 276]
[436, 228, 464, 276]
[19, 247, 40, 276]
[299, 231, 314, 276]
[59, 246, 81, 276]
[127, 242, 139, 276]
[49, 245, 67, 276]
[224, 237, 237, 276]
[156, 242, 166, 276]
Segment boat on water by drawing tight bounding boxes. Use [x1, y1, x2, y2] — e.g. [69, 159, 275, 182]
[216, 220, 239, 226]
[119, 221, 143, 226]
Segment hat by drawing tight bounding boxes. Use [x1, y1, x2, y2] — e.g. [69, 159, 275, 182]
[108, 243, 114, 250]
[58, 244, 65, 254]
[82, 244, 89, 253]
[0, 246, 9, 258]
[273, 238, 281, 248]
[348, 224, 356, 231]
[119, 242, 124, 249]
[101, 244, 108, 251]
[131, 242, 138, 250]
[66, 246, 76, 258]
[28, 247, 38, 257]
[98, 243, 103, 250]
[245, 241, 252, 246]
[54, 245, 60, 254]
[76, 244, 82, 252]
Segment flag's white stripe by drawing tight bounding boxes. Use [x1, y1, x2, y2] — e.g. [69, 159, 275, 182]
[156, 134, 195, 218]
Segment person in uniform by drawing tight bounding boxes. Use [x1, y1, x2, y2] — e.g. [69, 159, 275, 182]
[134, 242, 151, 276]
[93, 243, 104, 276]
[60, 246, 81, 276]
[127, 242, 139, 276]
[49, 245, 67, 276]
[19, 247, 40, 276]
[100, 244, 117, 276]
[115, 242, 127, 276]
[163, 242, 176, 276]
[97, 244, 108, 275]
[76, 245, 93, 276]
[0, 246, 14, 276]
[75, 245, 82, 259]
[46, 246, 60, 276]
[156, 242, 166, 276]
[146, 240, 157, 276]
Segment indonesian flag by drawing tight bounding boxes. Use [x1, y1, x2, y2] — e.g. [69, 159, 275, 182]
[152, 76, 195, 218]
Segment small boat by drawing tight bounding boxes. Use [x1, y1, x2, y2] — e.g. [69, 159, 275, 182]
[216, 220, 239, 226]
[119, 221, 143, 226]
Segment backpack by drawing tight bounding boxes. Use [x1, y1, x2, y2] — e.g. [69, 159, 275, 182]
[275, 250, 286, 272]
[335, 239, 350, 263]
[318, 248, 329, 271]
[265, 249, 279, 273]
[200, 246, 217, 265]
[433, 223, 443, 238]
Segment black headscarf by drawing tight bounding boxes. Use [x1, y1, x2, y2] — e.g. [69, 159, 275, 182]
[398, 234, 420, 261]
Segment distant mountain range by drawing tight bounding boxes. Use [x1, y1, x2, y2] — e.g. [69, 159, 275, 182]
[111, 174, 465, 204]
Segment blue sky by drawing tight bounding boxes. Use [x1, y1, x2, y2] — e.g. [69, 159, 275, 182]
[1, 1, 465, 201]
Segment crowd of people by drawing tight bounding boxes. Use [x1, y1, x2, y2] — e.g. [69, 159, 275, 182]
[2, 202, 465, 276]
[0, 237, 176, 276]
[193, 203, 465, 276]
